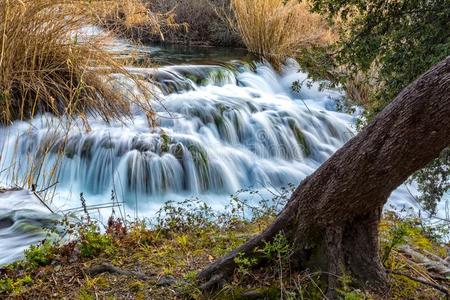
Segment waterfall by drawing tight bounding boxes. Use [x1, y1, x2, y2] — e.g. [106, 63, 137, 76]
[0, 59, 355, 205]
[0, 38, 361, 264]
[1, 27, 445, 267]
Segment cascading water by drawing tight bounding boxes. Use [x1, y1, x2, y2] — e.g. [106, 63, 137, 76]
[0, 32, 437, 265]
[0, 55, 357, 263]
[0, 60, 354, 202]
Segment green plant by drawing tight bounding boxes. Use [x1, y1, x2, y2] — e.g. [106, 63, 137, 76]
[160, 130, 170, 153]
[302, 0, 450, 215]
[0, 278, 14, 294]
[24, 240, 54, 267]
[234, 252, 257, 276]
[0, 275, 32, 295]
[257, 232, 291, 261]
[411, 149, 450, 215]
[78, 223, 116, 258]
[381, 222, 409, 264]
[155, 198, 216, 233]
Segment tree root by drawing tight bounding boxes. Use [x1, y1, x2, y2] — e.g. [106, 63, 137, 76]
[197, 203, 294, 289]
[86, 263, 176, 286]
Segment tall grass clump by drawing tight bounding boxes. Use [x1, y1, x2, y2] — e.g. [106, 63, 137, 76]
[231, 0, 334, 63]
[0, 0, 153, 124]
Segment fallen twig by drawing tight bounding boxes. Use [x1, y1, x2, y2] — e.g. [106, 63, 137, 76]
[387, 270, 449, 296]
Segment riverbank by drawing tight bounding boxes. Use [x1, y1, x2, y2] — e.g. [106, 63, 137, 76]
[0, 196, 449, 299]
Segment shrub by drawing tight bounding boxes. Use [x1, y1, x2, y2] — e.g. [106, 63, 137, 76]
[0, 0, 153, 124]
[230, 0, 334, 63]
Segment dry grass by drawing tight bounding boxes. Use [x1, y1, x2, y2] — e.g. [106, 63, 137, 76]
[230, 0, 334, 63]
[0, 0, 153, 124]
[91, 0, 186, 42]
[147, 0, 241, 46]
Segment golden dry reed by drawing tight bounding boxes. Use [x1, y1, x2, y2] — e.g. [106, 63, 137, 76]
[0, 0, 154, 124]
[231, 0, 334, 63]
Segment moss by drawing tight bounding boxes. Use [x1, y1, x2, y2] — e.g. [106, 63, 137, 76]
[80, 138, 94, 159]
[288, 119, 311, 156]
[128, 280, 145, 292]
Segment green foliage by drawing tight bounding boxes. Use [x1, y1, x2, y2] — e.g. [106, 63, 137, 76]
[310, 0, 450, 116]
[411, 148, 450, 215]
[234, 253, 257, 277]
[303, 0, 450, 211]
[382, 221, 409, 264]
[0, 278, 14, 294]
[336, 275, 367, 300]
[24, 240, 54, 267]
[155, 198, 216, 233]
[0, 275, 32, 295]
[155, 186, 292, 233]
[257, 232, 291, 261]
[380, 212, 448, 265]
[78, 223, 115, 258]
[160, 130, 170, 153]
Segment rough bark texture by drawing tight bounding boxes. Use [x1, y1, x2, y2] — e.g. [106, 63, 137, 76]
[198, 57, 450, 296]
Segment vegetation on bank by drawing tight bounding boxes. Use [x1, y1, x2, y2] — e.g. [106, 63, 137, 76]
[0, 0, 160, 124]
[0, 0, 352, 123]
[0, 191, 449, 299]
[230, 0, 333, 63]
[109, 0, 334, 65]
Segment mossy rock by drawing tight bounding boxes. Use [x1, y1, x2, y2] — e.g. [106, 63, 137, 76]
[80, 138, 95, 159]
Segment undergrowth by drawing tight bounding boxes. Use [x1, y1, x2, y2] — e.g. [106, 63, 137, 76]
[0, 188, 448, 299]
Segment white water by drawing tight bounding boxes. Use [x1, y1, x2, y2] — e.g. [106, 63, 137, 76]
[0, 32, 446, 265]
[0, 59, 355, 203]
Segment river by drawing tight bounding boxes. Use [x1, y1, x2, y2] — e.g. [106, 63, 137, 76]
[0, 31, 440, 265]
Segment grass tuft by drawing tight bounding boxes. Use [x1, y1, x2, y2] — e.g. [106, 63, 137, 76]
[0, 0, 153, 124]
[230, 0, 334, 64]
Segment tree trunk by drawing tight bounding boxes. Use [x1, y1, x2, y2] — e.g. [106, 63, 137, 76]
[198, 57, 450, 296]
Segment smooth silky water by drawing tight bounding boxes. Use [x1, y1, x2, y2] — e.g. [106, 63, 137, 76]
[0, 30, 442, 265]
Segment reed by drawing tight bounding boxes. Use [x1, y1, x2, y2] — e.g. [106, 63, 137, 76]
[90, 0, 185, 42]
[230, 0, 334, 63]
[0, 0, 153, 124]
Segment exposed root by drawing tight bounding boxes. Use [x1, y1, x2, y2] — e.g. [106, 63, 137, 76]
[199, 273, 225, 291]
[86, 263, 176, 286]
[197, 204, 294, 288]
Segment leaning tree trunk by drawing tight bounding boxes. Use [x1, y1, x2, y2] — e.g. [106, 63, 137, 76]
[198, 57, 450, 296]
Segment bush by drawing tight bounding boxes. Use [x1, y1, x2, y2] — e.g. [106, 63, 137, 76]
[0, 0, 153, 124]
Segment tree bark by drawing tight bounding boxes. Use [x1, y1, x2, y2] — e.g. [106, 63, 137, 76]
[198, 57, 450, 296]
